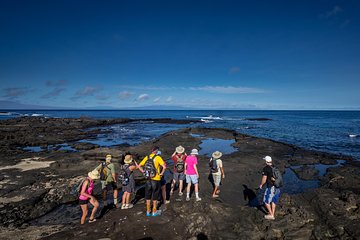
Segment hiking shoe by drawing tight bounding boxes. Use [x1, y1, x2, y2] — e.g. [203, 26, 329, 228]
[121, 204, 128, 209]
[89, 218, 96, 223]
[146, 212, 151, 217]
[165, 200, 170, 204]
[178, 192, 183, 196]
[186, 197, 190, 201]
[127, 204, 134, 209]
[196, 197, 202, 202]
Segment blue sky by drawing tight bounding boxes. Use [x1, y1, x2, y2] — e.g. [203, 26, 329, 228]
[0, 0, 359, 110]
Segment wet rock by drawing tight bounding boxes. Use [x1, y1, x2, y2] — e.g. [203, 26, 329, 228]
[292, 165, 319, 180]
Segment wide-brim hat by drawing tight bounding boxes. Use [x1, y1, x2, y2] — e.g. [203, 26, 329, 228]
[191, 149, 199, 155]
[176, 145, 185, 154]
[124, 155, 133, 164]
[88, 169, 100, 180]
[263, 156, 272, 163]
[212, 151, 222, 159]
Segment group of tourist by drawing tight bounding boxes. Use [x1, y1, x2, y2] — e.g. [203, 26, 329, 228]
[78, 146, 280, 224]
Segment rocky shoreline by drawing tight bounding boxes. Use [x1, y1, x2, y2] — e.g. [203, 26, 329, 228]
[0, 117, 359, 239]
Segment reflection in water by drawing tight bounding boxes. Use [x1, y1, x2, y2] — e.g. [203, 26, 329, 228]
[198, 138, 237, 157]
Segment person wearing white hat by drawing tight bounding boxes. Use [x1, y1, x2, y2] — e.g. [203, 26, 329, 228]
[95, 154, 119, 208]
[120, 154, 139, 209]
[259, 156, 281, 220]
[209, 151, 225, 198]
[170, 145, 187, 197]
[79, 169, 100, 224]
[184, 149, 201, 201]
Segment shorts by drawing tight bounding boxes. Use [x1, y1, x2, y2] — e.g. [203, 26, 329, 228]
[173, 172, 185, 182]
[263, 186, 280, 205]
[122, 179, 135, 193]
[186, 174, 198, 184]
[212, 173, 221, 187]
[101, 181, 117, 191]
[160, 177, 166, 187]
[145, 180, 161, 201]
[79, 199, 89, 205]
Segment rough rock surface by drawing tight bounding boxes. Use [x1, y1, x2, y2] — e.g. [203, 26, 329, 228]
[0, 117, 358, 240]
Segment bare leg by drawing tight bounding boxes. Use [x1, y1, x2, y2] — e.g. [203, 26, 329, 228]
[146, 200, 151, 213]
[122, 192, 126, 206]
[186, 182, 191, 194]
[264, 203, 273, 216]
[80, 204, 88, 224]
[161, 185, 166, 203]
[152, 200, 158, 213]
[113, 189, 118, 205]
[212, 186, 219, 197]
[170, 179, 175, 194]
[195, 183, 199, 194]
[125, 192, 131, 204]
[271, 202, 276, 217]
[179, 180, 183, 194]
[89, 198, 99, 220]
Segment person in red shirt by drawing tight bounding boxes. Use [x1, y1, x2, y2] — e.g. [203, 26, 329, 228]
[170, 145, 187, 197]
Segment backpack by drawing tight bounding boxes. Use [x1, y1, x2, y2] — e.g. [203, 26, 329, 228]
[175, 155, 185, 173]
[118, 164, 131, 186]
[209, 158, 218, 173]
[144, 155, 157, 179]
[270, 166, 283, 188]
[99, 162, 110, 181]
[69, 177, 86, 196]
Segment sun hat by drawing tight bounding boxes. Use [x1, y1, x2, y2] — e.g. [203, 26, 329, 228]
[263, 156, 272, 163]
[124, 155, 133, 164]
[175, 145, 185, 154]
[191, 149, 199, 155]
[88, 169, 100, 180]
[105, 154, 112, 163]
[212, 151, 222, 159]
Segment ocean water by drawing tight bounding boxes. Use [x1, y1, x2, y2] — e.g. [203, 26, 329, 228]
[1, 110, 360, 160]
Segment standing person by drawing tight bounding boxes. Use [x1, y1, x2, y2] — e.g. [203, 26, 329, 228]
[210, 151, 225, 198]
[121, 154, 139, 209]
[79, 169, 100, 224]
[96, 154, 119, 208]
[259, 156, 281, 220]
[184, 149, 201, 201]
[138, 146, 166, 216]
[157, 150, 169, 205]
[170, 145, 187, 196]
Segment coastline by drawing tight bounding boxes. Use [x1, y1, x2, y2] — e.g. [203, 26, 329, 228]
[0, 117, 359, 239]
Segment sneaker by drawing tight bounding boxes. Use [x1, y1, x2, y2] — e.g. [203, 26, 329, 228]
[178, 192, 183, 196]
[121, 204, 128, 209]
[165, 200, 170, 204]
[264, 215, 275, 220]
[152, 210, 161, 217]
[89, 218, 96, 223]
[196, 197, 202, 202]
[127, 204, 134, 209]
[186, 197, 190, 201]
[146, 212, 151, 217]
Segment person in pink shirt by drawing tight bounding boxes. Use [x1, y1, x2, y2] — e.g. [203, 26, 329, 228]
[184, 149, 202, 201]
[79, 169, 100, 224]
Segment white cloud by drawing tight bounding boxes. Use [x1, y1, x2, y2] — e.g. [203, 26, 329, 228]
[229, 67, 241, 74]
[137, 94, 149, 102]
[72, 86, 102, 100]
[320, 5, 343, 19]
[118, 91, 133, 100]
[165, 96, 173, 103]
[117, 85, 175, 91]
[190, 86, 265, 94]
[153, 97, 161, 103]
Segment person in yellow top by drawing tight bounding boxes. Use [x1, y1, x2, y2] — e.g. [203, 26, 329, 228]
[139, 146, 166, 217]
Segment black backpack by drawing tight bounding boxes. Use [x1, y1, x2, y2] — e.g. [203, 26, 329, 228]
[209, 158, 218, 173]
[270, 166, 283, 188]
[175, 155, 185, 173]
[118, 164, 131, 186]
[144, 155, 157, 179]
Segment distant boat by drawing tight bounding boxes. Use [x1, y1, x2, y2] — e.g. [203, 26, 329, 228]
[349, 134, 357, 138]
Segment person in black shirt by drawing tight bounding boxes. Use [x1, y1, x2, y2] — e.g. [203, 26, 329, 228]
[259, 156, 280, 220]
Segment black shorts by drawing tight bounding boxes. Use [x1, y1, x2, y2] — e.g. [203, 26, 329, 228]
[79, 199, 89, 205]
[145, 180, 161, 200]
